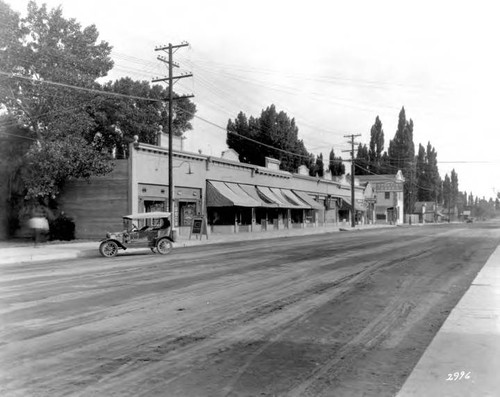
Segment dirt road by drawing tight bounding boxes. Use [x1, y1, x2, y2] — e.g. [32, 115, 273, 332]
[1, 223, 499, 396]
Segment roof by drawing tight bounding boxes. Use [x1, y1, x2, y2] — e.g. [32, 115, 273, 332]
[357, 174, 401, 182]
[357, 170, 405, 183]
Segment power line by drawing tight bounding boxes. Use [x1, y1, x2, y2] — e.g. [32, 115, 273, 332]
[1, 70, 319, 160]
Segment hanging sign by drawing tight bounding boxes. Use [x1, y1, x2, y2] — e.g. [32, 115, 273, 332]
[189, 216, 208, 240]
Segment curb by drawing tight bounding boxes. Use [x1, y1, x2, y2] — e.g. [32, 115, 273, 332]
[2, 224, 398, 264]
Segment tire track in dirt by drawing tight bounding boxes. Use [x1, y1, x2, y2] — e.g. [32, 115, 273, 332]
[95, 248, 436, 397]
[0, 225, 485, 396]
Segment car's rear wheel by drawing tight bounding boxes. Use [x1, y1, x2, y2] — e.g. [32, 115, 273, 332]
[156, 238, 173, 255]
[99, 241, 119, 257]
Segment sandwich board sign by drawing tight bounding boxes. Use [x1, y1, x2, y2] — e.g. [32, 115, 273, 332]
[189, 216, 208, 240]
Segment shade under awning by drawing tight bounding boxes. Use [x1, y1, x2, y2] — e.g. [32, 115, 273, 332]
[207, 181, 261, 207]
[273, 188, 310, 209]
[293, 190, 324, 210]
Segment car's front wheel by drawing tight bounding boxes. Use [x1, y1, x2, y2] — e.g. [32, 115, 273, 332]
[156, 238, 173, 255]
[99, 240, 119, 257]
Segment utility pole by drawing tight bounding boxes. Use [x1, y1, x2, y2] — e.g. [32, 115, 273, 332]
[153, 42, 194, 222]
[343, 134, 361, 228]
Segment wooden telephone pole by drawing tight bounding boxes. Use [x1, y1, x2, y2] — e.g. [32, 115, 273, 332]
[343, 134, 361, 227]
[153, 42, 194, 219]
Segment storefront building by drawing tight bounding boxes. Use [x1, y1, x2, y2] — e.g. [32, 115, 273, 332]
[129, 137, 368, 235]
[356, 171, 405, 224]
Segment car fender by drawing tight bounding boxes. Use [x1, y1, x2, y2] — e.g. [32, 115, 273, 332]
[100, 238, 127, 250]
[153, 236, 174, 244]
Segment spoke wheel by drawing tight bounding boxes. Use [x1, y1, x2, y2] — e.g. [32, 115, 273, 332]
[156, 238, 173, 255]
[99, 241, 119, 257]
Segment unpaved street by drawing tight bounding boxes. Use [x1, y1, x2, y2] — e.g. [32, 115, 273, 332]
[1, 223, 500, 396]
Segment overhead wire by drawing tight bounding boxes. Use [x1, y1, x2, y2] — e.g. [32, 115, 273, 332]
[1, 70, 313, 160]
[3, 70, 491, 167]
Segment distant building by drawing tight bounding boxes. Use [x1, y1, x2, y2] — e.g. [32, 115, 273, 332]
[414, 201, 439, 223]
[356, 171, 405, 224]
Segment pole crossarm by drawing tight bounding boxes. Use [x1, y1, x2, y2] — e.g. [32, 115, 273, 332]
[152, 41, 193, 224]
[157, 55, 179, 67]
[161, 94, 195, 101]
[155, 42, 189, 51]
[152, 73, 193, 83]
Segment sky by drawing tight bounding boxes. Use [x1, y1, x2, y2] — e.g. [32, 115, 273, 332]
[9, 0, 500, 200]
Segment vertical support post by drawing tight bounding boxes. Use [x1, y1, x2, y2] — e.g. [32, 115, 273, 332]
[168, 44, 174, 220]
[343, 134, 361, 228]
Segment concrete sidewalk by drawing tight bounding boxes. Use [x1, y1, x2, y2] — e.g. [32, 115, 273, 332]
[397, 244, 500, 397]
[0, 223, 390, 265]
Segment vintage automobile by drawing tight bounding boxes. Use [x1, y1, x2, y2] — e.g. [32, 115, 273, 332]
[99, 212, 174, 257]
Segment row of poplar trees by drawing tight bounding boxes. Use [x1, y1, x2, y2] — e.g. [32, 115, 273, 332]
[226, 105, 466, 215]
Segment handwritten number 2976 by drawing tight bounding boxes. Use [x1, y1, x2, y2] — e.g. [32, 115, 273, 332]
[446, 371, 471, 381]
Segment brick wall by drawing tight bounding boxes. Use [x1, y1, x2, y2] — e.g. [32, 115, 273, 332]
[58, 160, 129, 239]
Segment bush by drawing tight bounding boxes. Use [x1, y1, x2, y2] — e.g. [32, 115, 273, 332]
[49, 213, 75, 241]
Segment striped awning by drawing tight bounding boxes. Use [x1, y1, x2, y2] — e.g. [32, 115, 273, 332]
[207, 181, 261, 207]
[272, 188, 310, 209]
[256, 186, 288, 207]
[340, 197, 366, 211]
[239, 184, 278, 207]
[293, 190, 324, 210]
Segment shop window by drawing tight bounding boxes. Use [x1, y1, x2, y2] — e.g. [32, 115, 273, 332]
[144, 200, 166, 213]
[179, 202, 197, 226]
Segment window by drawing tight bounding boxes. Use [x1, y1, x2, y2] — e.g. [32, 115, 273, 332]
[385, 192, 391, 200]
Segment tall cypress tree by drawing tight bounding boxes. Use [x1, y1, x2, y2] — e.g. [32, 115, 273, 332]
[355, 143, 370, 175]
[450, 169, 459, 208]
[443, 174, 452, 213]
[388, 107, 416, 214]
[416, 143, 427, 201]
[368, 116, 384, 173]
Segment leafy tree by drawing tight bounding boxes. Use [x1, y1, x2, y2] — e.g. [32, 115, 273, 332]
[90, 77, 196, 158]
[309, 153, 324, 177]
[368, 116, 384, 173]
[0, 1, 114, 203]
[226, 105, 310, 172]
[388, 107, 416, 214]
[22, 136, 112, 200]
[472, 197, 496, 219]
[328, 148, 345, 176]
[0, 1, 114, 140]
